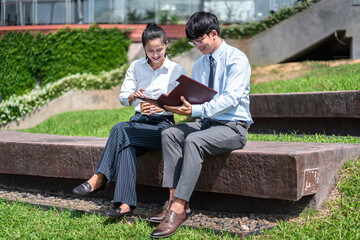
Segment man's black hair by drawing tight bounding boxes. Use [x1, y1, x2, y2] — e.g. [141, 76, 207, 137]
[185, 11, 220, 41]
[142, 23, 168, 47]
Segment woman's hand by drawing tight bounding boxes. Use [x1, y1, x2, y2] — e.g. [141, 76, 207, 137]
[128, 89, 148, 105]
[141, 102, 164, 115]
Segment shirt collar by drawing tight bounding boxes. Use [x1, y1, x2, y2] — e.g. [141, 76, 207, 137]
[210, 39, 226, 62]
[140, 56, 171, 70]
[162, 57, 172, 69]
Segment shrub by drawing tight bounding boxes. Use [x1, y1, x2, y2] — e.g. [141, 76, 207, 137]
[0, 25, 131, 101]
[0, 31, 39, 100]
[168, 37, 193, 57]
[0, 64, 129, 126]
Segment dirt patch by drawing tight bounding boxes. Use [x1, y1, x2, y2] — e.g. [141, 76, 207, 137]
[251, 59, 360, 84]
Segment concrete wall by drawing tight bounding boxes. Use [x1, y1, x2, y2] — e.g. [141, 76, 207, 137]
[232, 0, 360, 65]
[348, 6, 360, 59]
[0, 86, 123, 130]
[172, 48, 204, 76]
[175, 0, 360, 66]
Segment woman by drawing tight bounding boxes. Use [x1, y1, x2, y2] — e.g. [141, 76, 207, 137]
[72, 23, 186, 219]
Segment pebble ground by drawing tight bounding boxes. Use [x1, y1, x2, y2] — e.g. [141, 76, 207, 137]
[0, 186, 289, 237]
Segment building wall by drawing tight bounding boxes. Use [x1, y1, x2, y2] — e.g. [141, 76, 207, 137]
[0, 0, 297, 26]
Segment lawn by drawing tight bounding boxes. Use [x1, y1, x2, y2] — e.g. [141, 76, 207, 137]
[251, 63, 360, 93]
[1, 157, 359, 239]
[14, 107, 360, 239]
[0, 200, 234, 239]
[20, 107, 360, 144]
[5, 61, 360, 239]
[250, 159, 360, 240]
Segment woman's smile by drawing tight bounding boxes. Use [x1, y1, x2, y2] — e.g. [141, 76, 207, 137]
[152, 56, 161, 60]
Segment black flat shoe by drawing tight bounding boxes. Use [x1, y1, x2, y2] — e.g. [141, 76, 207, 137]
[103, 207, 134, 219]
[72, 181, 106, 197]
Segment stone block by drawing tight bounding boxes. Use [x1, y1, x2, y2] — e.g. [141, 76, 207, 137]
[250, 91, 360, 118]
[1, 131, 359, 210]
[249, 91, 360, 136]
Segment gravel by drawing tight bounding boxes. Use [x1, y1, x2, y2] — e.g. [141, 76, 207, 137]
[0, 186, 285, 237]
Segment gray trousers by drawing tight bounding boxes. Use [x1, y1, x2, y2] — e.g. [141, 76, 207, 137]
[161, 119, 248, 202]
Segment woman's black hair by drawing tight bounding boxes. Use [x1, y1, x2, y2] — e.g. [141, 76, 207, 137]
[142, 23, 168, 47]
[185, 11, 220, 40]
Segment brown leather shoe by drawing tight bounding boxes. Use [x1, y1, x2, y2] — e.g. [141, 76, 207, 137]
[149, 201, 192, 223]
[150, 209, 188, 238]
[148, 200, 172, 223]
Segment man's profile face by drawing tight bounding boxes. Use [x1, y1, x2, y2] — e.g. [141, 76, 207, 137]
[190, 30, 219, 55]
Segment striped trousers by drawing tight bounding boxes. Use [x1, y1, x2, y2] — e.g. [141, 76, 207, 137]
[95, 112, 174, 207]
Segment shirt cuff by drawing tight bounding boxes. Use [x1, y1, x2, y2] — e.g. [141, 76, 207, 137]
[191, 104, 202, 117]
[119, 93, 131, 106]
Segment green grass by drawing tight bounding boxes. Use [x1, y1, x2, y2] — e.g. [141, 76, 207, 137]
[248, 132, 360, 144]
[1, 159, 359, 240]
[251, 63, 360, 93]
[0, 201, 235, 239]
[19, 107, 189, 137]
[250, 158, 360, 240]
[8, 109, 360, 240]
[11, 61, 360, 238]
[19, 108, 136, 137]
[20, 108, 360, 144]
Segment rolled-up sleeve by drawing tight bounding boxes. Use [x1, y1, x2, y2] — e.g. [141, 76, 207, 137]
[119, 61, 137, 106]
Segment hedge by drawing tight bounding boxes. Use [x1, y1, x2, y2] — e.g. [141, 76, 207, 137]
[0, 64, 129, 126]
[168, 37, 193, 57]
[0, 25, 131, 101]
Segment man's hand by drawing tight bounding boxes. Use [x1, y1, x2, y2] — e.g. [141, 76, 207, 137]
[164, 96, 192, 116]
[141, 102, 164, 115]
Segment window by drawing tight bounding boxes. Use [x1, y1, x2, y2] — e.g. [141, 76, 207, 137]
[1, 0, 33, 25]
[0, 0, 302, 26]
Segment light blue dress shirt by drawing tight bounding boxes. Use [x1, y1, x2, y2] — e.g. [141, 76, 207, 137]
[191, 40, 253, 126]
[119, 57, 186, 115]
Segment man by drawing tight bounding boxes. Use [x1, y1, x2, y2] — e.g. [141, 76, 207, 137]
[150, 11, 253, 238]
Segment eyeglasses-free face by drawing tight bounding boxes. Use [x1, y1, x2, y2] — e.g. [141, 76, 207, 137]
[144, 38, 167, 65]
[188, 34, 208, 47]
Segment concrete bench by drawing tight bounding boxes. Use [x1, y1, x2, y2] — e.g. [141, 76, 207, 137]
[1, 131, 359, 214]
[249, 90, 360, 136]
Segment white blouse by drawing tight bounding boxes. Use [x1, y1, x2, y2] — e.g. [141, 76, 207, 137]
[119, 57, 186, 115]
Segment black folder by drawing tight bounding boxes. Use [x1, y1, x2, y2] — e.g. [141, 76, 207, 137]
[136, 75, 217, 109]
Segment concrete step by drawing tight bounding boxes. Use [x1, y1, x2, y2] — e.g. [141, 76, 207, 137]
[2, 90, 358, 137]
[249, 90, 360, 136]
[1, 131, 359, 213]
